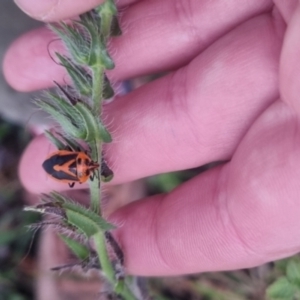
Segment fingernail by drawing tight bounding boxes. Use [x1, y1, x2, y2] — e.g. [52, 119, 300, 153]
[14, 0, 33, 17]
[14, 0, 58, 20]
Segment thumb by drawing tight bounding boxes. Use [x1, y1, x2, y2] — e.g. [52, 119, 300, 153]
[14, 0, 105, 21]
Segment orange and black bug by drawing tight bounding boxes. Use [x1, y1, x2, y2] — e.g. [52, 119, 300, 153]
[42, 150, 100, 188]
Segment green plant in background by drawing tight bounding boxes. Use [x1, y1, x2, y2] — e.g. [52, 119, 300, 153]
[267, 258, 300, 300]
[0, 118, 38, 300]
[24, 1, 141, 299]
[0, 208, 39, 300]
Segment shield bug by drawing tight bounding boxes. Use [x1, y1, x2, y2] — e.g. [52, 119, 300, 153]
[42, 150, 99, 188]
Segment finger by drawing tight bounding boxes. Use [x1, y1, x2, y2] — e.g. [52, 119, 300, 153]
[273, 0, 298, 23]
[4, 28, 66, 92]
[280, 1, 300, 114]
[14, 0, 137, 22]
[4, 0, 273, 91]
[19, 14, 283, 193]
[109, 100, 300, 276]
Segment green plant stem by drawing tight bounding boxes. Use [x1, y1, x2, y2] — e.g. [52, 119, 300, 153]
[91, 66, 103, 114]
[89, 2, 137, 298]
[39, 0, 139, 298]
[93, 231, 115, 282]
[89, 63, 105, 216]
[119, 284, 139, 300]
[89, 140, 101, 214]
[89, 173, 101, 214]
[93, 232, 137, 300]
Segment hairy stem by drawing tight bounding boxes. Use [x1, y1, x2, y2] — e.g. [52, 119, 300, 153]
[93, 231, 115, 283]
[93, 232, 137, 300]
[92, 66, 104, 114]
[89, 138, 101, 214]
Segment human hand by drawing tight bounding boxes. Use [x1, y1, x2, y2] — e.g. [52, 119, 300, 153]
[4, 0, 300, 276]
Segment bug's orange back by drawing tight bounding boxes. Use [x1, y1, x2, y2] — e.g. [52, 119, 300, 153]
[42, 150, 99, 187]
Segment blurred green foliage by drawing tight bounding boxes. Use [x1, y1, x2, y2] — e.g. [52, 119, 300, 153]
[0, 118, 39, 300]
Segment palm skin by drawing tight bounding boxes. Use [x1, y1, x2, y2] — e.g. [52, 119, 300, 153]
[4, 0, 300, 276]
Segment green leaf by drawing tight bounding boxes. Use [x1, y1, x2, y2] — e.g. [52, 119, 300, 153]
[95, 0, 118, 18]
[49, 23, 89, 66]
[58, 135, 85, 152]
[44, 130, 86, 153]
[74, 101, 112, 143]
[266, 277, 297, 299]
[32, 193, 116, 237]
[115, 279, 125, 294]
[50, 192, 115, 237]
[0, 123, 10, 142]
[44, 130, 65, 150]
[56, 53, 93, 97]
[77, 13, 114, 68]
[95, 0, 119, 38]
[48, 83, 106, 143]
[275, 259, 290, 273]
[35, 100, 86, 139]
[110, 15, 122, 36]
[99, 47, 115, 70]
[69, 13, 115, 69]
[103, 75, 114, 99]
[77, 21, 102, 67]
[287, 259, 300, 286]
[64, 203, 115, 236]
[59, 234, 89, 260]
[46, 89, 78, 114]
[0, 230, 19, 245]
[101, 159, 114, 182]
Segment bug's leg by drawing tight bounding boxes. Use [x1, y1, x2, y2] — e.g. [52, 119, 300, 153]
[90, 170, 99, 188]
[97, 169, 100, 188]
[101, 159, 113, 182]
[105, 232, 124, 265]
[105, 232, 124, 280]
[89, 173, 95, 181]
[68, 182, 75, 188]
[90, 171, 100, 187]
